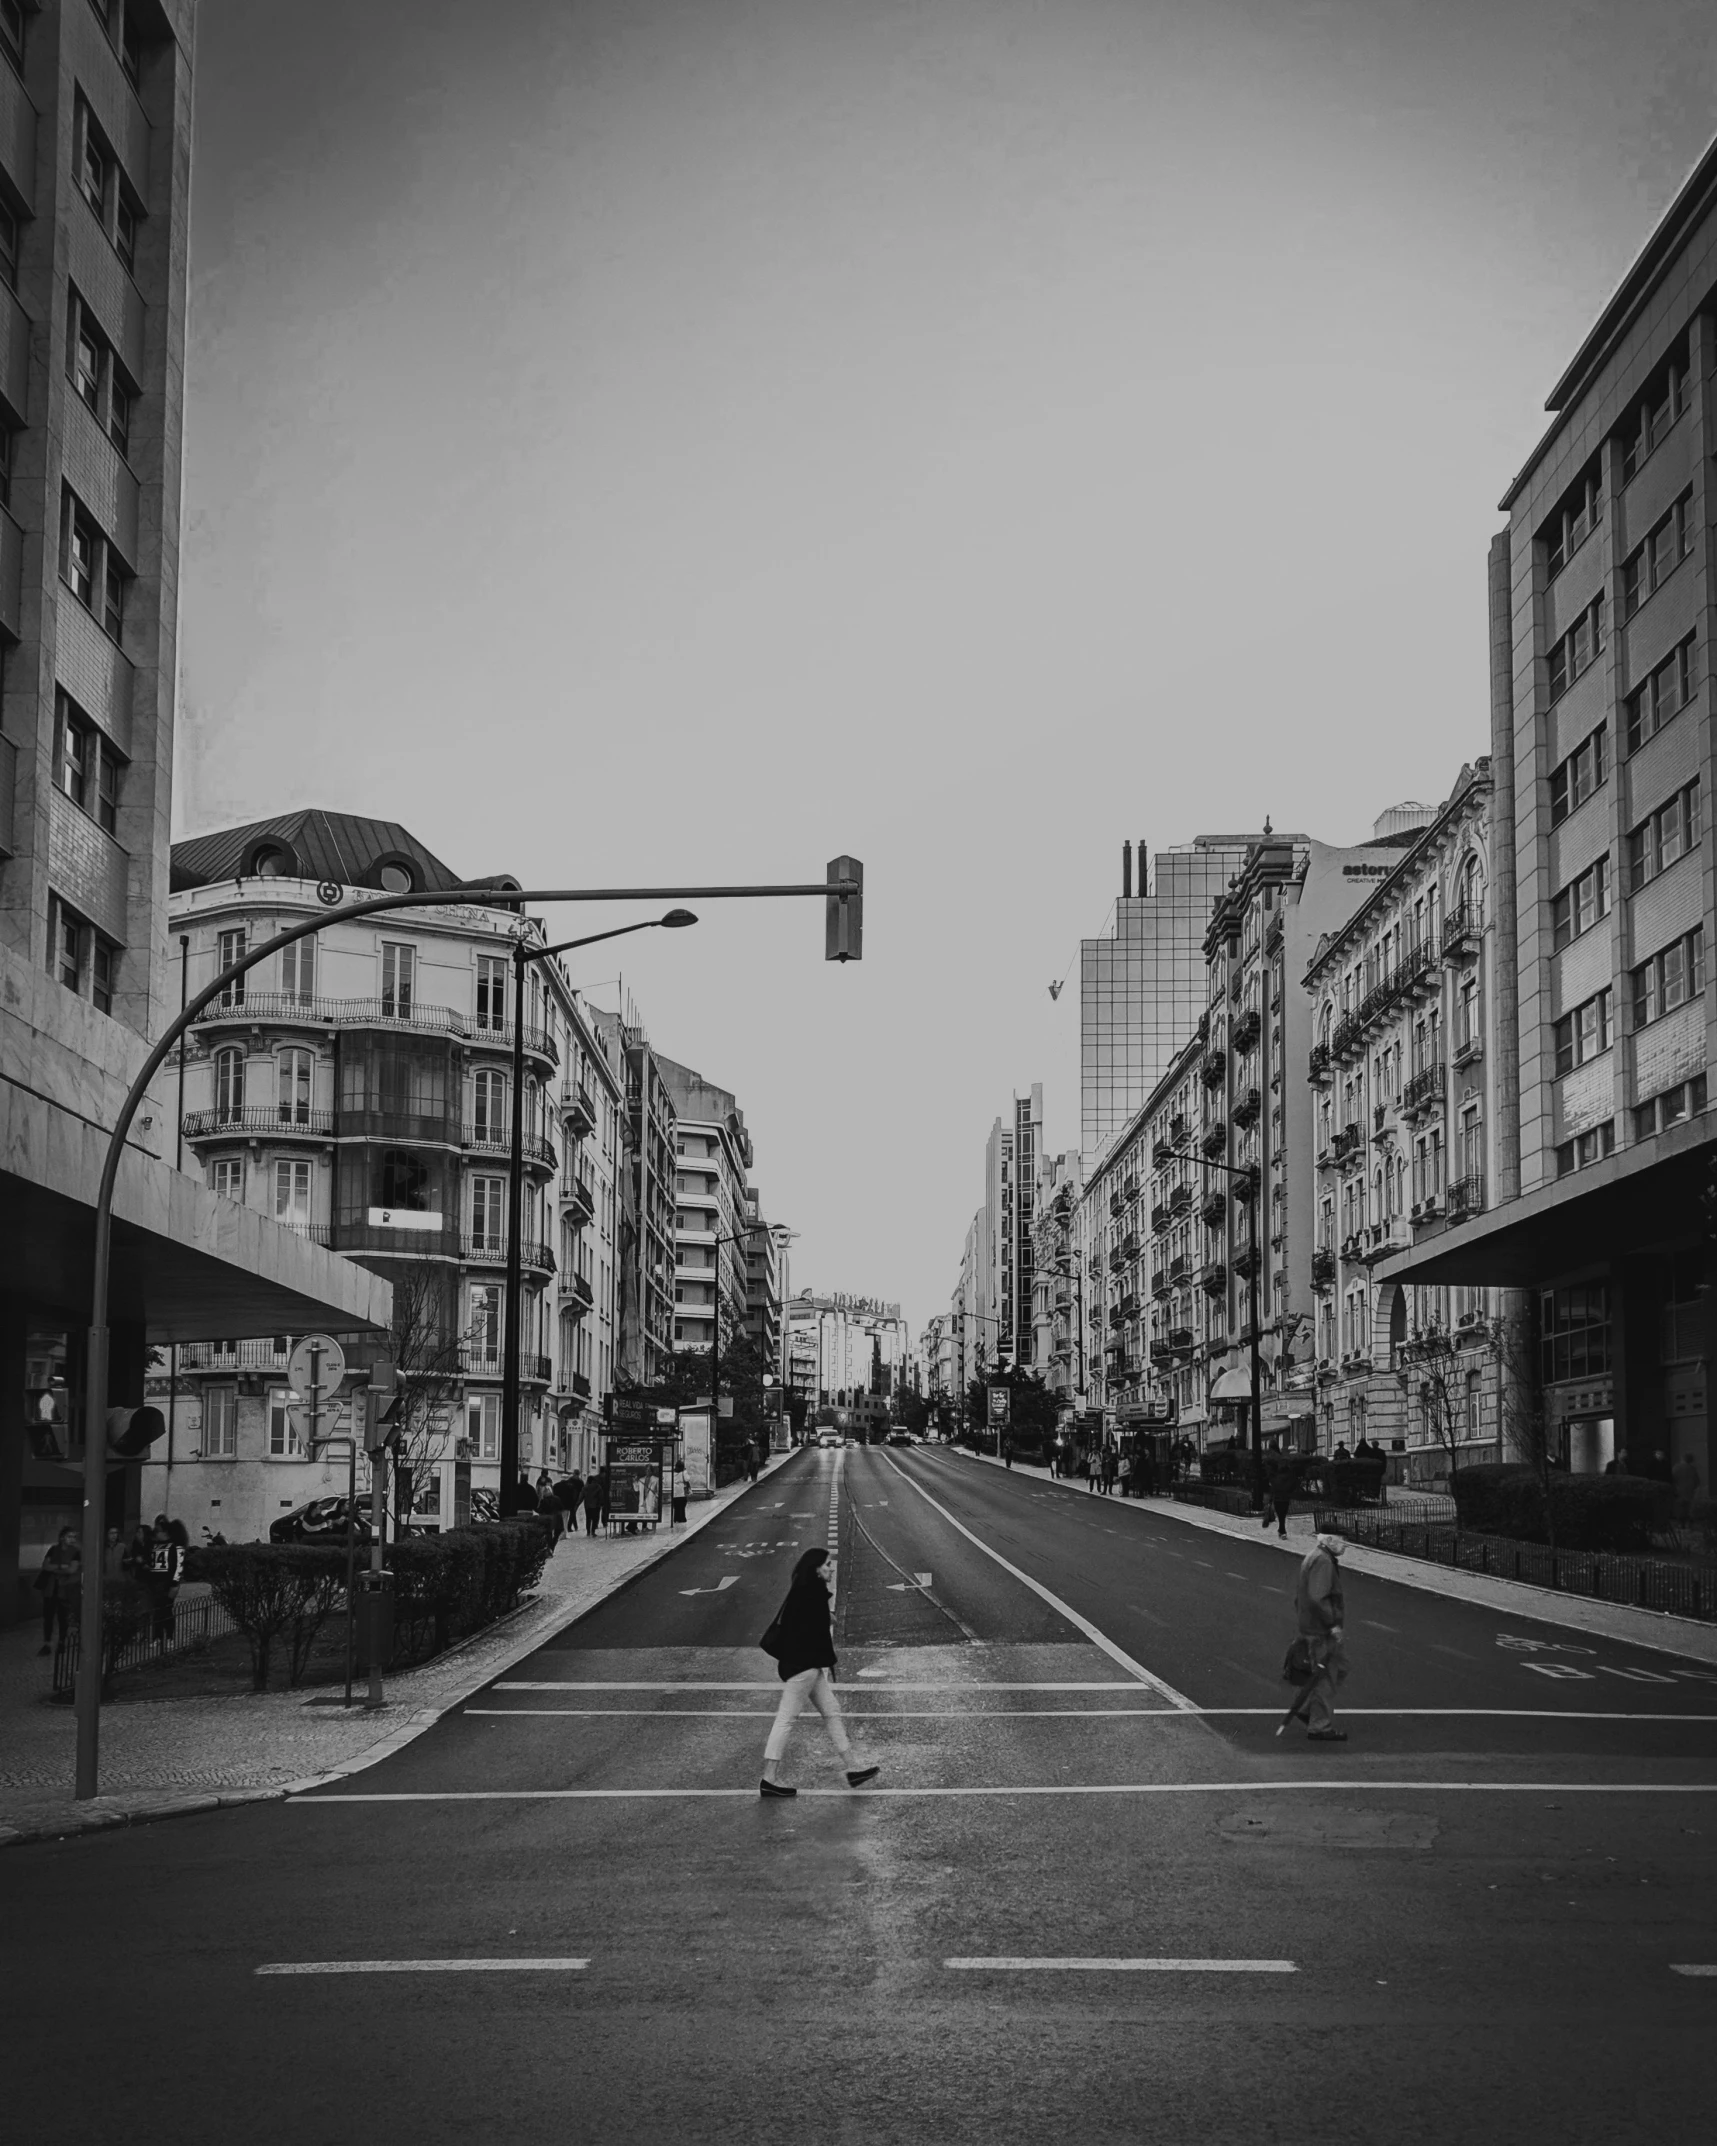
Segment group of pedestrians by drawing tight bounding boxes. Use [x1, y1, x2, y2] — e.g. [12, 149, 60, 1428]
[518, 1460, 695, 1546]
[35, 1513, 187, 1656]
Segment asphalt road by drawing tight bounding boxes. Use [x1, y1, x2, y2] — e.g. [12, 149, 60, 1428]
[7, 1443, 1717, 2146]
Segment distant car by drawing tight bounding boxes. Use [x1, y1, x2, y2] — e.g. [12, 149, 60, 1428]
[817, 1429, 839, 1448]
[886, 1428, 913, 1448]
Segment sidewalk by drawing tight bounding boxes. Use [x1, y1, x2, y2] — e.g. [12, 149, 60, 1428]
[955, 1446, 1717, 1667]
[0, 1457, 787, 1850]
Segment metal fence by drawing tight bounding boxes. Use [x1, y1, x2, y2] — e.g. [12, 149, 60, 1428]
[1318, 1507, 1717, 1622]
[48, 1589, 240, 1699]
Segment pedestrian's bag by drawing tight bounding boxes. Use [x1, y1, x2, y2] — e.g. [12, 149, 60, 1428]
[758, 1612, 785, 1661]
[1281, 1636, 1316, 1686]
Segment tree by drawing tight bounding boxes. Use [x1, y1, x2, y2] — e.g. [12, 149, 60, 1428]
[1492, 1296, 1558, 1550]
[382, 1264, 464, 1524]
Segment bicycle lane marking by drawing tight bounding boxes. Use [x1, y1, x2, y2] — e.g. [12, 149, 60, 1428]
[879, 1453, 1197, 1711]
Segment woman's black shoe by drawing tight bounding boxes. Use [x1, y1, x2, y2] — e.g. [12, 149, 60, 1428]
[846, 1766, 880, 1788]
[759, 1777, 796, 1798]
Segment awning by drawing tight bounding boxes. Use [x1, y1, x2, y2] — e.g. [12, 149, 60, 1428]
[1208, 1367, 1253, 1403]
[1378, 1117, 1715, 1289]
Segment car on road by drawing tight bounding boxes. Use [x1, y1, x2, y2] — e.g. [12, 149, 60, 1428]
[816, 1429, 840, 1449]
[269, 1496, 376, 1546]
[885, 1428, 914, 1447]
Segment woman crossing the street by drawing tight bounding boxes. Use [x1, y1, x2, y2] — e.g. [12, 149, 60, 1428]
[757, 1548, 879, 1799]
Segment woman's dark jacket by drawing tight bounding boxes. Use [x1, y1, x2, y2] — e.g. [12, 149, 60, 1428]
[773, 1577, 837, 1680]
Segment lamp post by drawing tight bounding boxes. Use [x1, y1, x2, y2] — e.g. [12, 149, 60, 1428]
[501, 911, 698, 1514]
[1162, 1146, 1264, 1505]
[73, 866, 860, 1800]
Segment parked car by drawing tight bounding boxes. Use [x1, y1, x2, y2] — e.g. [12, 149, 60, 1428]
[270, 1496, 374, 1546]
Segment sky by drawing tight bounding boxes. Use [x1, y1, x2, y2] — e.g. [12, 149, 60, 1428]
[176, 0, 1717, 1341]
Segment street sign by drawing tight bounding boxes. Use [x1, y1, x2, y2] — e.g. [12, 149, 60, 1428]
[286, 1334, 347, 1448]
[988, 1388, 1011, 1426]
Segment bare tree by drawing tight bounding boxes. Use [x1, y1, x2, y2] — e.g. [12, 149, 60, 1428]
[384, 1265, 464, 1524]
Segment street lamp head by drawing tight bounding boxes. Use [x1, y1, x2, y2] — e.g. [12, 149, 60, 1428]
[661, 908, 698, 929]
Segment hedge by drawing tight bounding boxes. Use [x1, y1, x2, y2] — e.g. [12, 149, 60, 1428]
[188, 1520, 553, 1689]
[1451, 1464, 1665, 1553]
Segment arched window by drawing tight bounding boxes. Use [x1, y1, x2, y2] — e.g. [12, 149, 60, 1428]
[472, 1068, 506, 1143]
[214, 1047, 245, 1123]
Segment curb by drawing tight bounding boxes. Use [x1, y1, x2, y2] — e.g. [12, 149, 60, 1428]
[1, 1452, 797, 1849]
[949, 1444, 1717, 1666]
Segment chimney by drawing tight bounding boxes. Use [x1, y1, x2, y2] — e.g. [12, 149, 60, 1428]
[1138, 837, 1146, 897]
[1122, 841, 1133, 900]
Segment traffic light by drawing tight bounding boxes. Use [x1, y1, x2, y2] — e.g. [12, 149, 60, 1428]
[825, 855, 863, 962]
[106, 1405, 167, 1459]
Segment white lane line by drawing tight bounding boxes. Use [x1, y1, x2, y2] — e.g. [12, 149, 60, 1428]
[255, 1959, 589, 1975]
[465, 1706, 1717, 1722]
[1671, 1964, 1717, 1976]
[494, 1681, 1145, 1692]
[293, 1781, 1717, 1804]
[946, 1958, 1295, 1974]
[881, 1455, 1196, 1711]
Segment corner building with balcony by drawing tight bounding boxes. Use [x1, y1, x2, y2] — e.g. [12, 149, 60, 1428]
[149, 813, 623, 1541]
[1385, 139, 1717, 1487]
[0, 8, 394, 1614]
[656, 1054, 755, 1367]
[1305, 768, 1516, 1481]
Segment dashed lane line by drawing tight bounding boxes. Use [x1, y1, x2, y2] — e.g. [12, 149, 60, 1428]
[496, 1681, 1150, 1692]
[293, 1782, 1717, 1803]
[946, 1958, 1296, 1974]
[256, 1959, 589, 1975]
[881, 1455, 1196, 1710]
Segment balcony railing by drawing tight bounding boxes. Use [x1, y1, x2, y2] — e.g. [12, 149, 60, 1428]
[1201, 1121, 1226, 1158]
[1200, 1191, 1226, 1228]
[571, 1370, 592, 1399]
[463, 1124, 557, 1170]
[1167, 1325, 1194, 1352]
[1168, 1183, 1192, 1216]
[1231, 1086, 1262, 1129]
[182, 1107, 334, 1140]
[463, 1238, 556, 1274]
[562, 1085, 596, 1135]
[1167, 1253, 1189, 1283]
[1201, 1047, 1227, 1088]
[1307, 1042, 1332, 1085]
[1150, 1203, 1170, 1234]
[1232, 1007, 1261, 1053]
[192, 991, 558, 1064]
[1120, 1231, 1141, 1259]
[178, 1339, 292, 1371]
[564, 1178, 596, 1223]
[1331, 1123, 1363, 1166]
[560, 1269, 595, 1308]
[1110, 1191, 1126, 1218]
[1403, 1061, 1446, 1114]
[1310, 1246, 1335, 1288]
[1200, 1261, 1227, 1298]
[1117, 1292, 1140, 1320]
[1231, 1244, 1260, 1280]
[334, 1221, 464, 1259]
[1446, 1172, 1485, 1223]
[1441, 904, 1482, 961]
[458, 1347, 553, 1384]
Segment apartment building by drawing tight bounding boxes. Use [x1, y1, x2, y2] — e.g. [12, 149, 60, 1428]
[593, 1011, 678, 1388]
[0, 8, 393, 1612]
[1081, 835, 1283, 1168]
[1306, 771, 1513, 1481]
[1386, 138, 1717, 1486]
[656, 1054, 754, 1368]
[141, 812, 623, 1540]
[1029, 1149, 1083, 1408]
[786, 1290, 909, 1405]
[741, 1185, 786, 1382]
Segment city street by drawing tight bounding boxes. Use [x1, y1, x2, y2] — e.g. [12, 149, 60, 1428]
[7, 1445, 1717, 2145]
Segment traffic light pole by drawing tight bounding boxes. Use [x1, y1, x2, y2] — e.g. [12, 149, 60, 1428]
[75, 869, 861, 1797]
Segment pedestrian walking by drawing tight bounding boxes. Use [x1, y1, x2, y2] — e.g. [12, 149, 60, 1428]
[757, 1548, 879, 1798]
[1266, 1454, 1298, 1538]
[145, 1516, 185, 1646]
[747, 1439, 761, 1484]
[1288, 1529, 1350, 1743]
[34, 1526, 80, 1656]
[555, 1470, 582, 1537]
[671, 1463, 689, 1525]
[1101, 1443, 1117, 1496]
[1117, 1451, 1131, 1497]
[1673, 1451, 1701, 1524]
[1003, 1436, 1014, 1470]
[535, 1473, 562, 1550]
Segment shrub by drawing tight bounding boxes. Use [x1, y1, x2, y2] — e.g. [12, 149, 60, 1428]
[196, 1544, 346, 1691]
[387, 1521, 552, 1665]
[1452, 1464, 1660, 1553]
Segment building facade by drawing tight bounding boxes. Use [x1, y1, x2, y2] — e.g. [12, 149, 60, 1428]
[1, 8, 392, 1613]
[786, 1290, 909, 1406]
[1030, 1149, 1083, 1408]
[1306, 771, 1515, 1481]
[142, 812, 623, 1540]
[1386, 140, 1717, 1488]
[594, 1012, 678, 1390]
[657, 1054, 754, 1370]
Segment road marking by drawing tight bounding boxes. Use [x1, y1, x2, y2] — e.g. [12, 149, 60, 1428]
[495, 1681, 1149, 1692]
[255, 1959, 590, 1975]
[678, 1576, 739, 1596]
[945, 1958, 1296, 1974]
[1671, 1964, 1717, 1976]
[465, 1706, 1717, 1722]
[880, 1456, 1196, 1710]
[1525, 1663, 1597, 1680]
[296, 1782, 1717, 1804]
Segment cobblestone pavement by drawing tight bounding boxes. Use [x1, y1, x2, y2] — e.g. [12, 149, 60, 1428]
[0, 1460, 784, 1848]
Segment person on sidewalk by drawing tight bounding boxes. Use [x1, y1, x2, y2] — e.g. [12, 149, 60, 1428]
[34, 1527, 80, 1656]
[555, 1470, 583, 1537]
[1293, 1529, 1350, 1743]
[535, 1473, 562, 1549]
[1266, 1455, 1298, 1538]
[671, 1464, 689, 1525]
[747, 1439, 761, 1484]
[145, 1517, 185, 1646]
[1003, 1436, 1014, 1470]
[1117, 1450, 1131, 1498]
[584, 1468, 608, 1537]
[758, 1548, 879, 1799]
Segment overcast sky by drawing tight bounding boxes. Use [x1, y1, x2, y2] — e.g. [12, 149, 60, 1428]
[177, 0, 1717, 1340]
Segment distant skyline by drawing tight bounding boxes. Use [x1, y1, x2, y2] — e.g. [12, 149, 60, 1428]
[178, 0, 1717, 1337]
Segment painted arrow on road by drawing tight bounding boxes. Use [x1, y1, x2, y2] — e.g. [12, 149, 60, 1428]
[679, 1576, 740, 1596]
[885, 1574, 934, 1591]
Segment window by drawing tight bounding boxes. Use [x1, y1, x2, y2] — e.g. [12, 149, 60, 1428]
[1554, 1121, 1615, 1178]
[208, 1156, 243, 1202]
[1620, 354, 1687, 483]
[277, 1048, 313, 1127]
[1626, 780, 1701, 892]
[67, 508, 95, 604]
[109, 376, 131, 457]
[1621, 493, 1692, 618]
[1634, 1074, 1709, 1140]
[1625, 635, 1697, 754]
[74, 325, 100, 411]
[1544, 459, 1603, 577]
[1553, 988, 1612, 1076]
[46, 895, 117, 1014]
[121, 14, 142, 92]
[1455, 973, 1482, 1056]
[203, 1386, 238, 1459]
[475, 954, 508, 1032]
[274, 1158, 312, 1229]
[216, 926, 247, 1008]
[214, 1046, 245, 1122]
[266, 1388, 301, 1460]
[114, 194, 136, 273]
[467, 1391, 500, 1461]
[471, 1175, 505, 1251]
[1540, 1285, 1611, 1383]
[280, 932, 315, 1003]
[1549, 726, 1607, 826]
[1629, 927, 1705, 1029]
[467, 1283, 502, 1360]
[471, 1067, 506, 1142]
[91, 938, 114, 1015]
[103, 553, 125, 638]
[1547, 596, 1605, 701]
[377, 1148, 433, 1212]
[55, 695, 121, 834]
[1551, 855, 1609, 951]
[380, 941, 415, 1018]
[81, 129, 109, 220]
